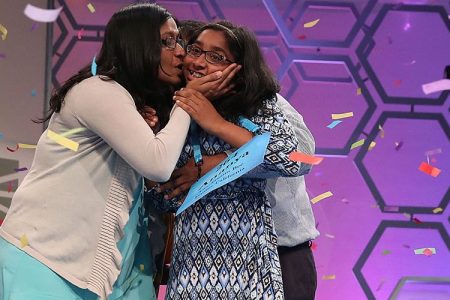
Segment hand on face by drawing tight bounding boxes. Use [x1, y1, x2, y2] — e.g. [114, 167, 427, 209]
[186, 63, 241, 100]
[173, 88, 225, 135]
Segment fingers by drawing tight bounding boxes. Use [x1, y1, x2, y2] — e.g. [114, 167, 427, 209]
[142, 106, 157, 115]
[218, 65, 241, 90]
[165, 182, 195, 199]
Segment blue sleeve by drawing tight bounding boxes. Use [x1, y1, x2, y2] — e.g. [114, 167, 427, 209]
[243, 96, 302, 179]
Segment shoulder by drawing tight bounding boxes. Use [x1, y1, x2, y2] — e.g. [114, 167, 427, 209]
[69, 76, 134, 104]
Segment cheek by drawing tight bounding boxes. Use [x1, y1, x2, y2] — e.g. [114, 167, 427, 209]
[160, 52, 172, 69]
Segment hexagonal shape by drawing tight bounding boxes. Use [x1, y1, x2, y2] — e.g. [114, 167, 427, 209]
[158, 0, 217, 22]
[357, 4, 450, 105]
[263, 0, 376, 47]
[389, 276, 450, 299]
[278, 54, 375, 154]
[353, 221, 450, 300]
[356, 112, 450, 214]
[258, 34, 289, 76]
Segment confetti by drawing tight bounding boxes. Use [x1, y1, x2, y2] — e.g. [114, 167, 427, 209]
[311, 241, 318, 251]
[341, 198, 349, 204]
[402, 244, 410, 249]
[0, 53, 5, 60]
[412, 217, 422, 224]
[0, 132, 3, 140]
[18, 143, 37, 149]
[6, 144, 19, 152]
[393, 79, 402, 86]
[289, 151, 323, 165]
[87, 3, 96, 13]
[24, 4, 63, 23]
[433, 207, 443, 214]
[414, 247, 436, 256]
[424, 148, 442, 156]
[382, 250, 391, 255]
[77, 28, 84, 40]
[422, 79, 450, 95]
[91, 55, 97, 76]
[327, 120, 342, 129]
[394, 141, 403, 150]
[304, 18, 320, 28]
[31, 89, 37, 97]
[378, 124, 385, 138]
[322, 275, 336, 280]
[0, 24, 8, 40]
[14, 167, 28, 172]
[368, 141, 376, 151]
[139, 264, 145, 272]
[47, 129, 80, 151]
[20, 234, 29, 248]
[383, 206, 400, 212]
[418, 162, 441, 177]
[298, 34, 306, 40]
[356, 87, 362, 95]
[325, 233, 335, 239]
[331, 112, 354, 120]
[30, 23, 39, 31]
[350, 139, 365, 150]
[311, 191, 333, 204]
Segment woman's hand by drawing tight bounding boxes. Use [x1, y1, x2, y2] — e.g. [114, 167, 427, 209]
[140, 106, 160, 133]
[173, 88, 226, 135]
[186, 63, 241, 100]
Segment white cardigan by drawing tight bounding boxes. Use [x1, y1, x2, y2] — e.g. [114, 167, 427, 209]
[0, 76, 190, 299]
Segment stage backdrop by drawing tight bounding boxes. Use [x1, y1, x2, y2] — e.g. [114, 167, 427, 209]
[1, 0, 449, 299]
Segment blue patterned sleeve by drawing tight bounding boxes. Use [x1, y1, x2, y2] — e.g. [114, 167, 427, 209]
[243, 95, 302, 178]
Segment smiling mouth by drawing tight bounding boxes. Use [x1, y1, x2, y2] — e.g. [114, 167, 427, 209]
[189, 70, 205, 78]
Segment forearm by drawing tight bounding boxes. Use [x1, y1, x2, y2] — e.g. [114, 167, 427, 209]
[211, 120, 253, 148]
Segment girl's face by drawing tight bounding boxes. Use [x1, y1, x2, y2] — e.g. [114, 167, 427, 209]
[158, 18, 185, 85]
[183, 29, 235, 82]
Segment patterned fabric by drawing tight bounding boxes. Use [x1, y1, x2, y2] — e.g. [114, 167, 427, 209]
[147, 96, 302, 299]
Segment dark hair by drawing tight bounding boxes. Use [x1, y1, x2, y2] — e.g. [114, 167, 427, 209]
[188, 21, 280, 120]
[40, 3, 174, 126]
[445, 65, 450, 79]
[178, 20, 205, 42]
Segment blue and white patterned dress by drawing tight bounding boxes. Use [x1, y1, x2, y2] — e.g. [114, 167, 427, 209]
[148, 96, 302, 299]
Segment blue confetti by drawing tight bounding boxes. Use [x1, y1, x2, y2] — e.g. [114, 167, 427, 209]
[31, 89, 36, 97]
[0, 132, 4, 140]
[91, 55, 97, 76]
[327, 120, 342, 129]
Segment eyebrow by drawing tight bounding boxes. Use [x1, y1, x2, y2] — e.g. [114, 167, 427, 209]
[194, 41, 227, 53]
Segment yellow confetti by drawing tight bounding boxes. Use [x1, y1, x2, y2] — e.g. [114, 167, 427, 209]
[356, 87, 362, 95]
[368, 141, 376, 151]
[139, 264, 145, 272]
[304, 18, 320, 28]
[322, 274, 336, 280]
[311, 191, 333, 204]
[433, 207, 443, 214]
[20, 234, 29, 248]
[350, 139, 365, 150]
[47, 129, 79, 151]
[87, 3, 96, 13]
[18, 143, 37, 149]
[0, 23, 7, 40]
[331, 112, 354, 120]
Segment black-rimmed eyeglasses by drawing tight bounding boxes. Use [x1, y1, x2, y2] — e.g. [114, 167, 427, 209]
[186, 44, 234, 65]
[161, 36, 186, 50]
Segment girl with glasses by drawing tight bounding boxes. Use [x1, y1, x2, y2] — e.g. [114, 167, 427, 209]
[147, 21, 304, 299]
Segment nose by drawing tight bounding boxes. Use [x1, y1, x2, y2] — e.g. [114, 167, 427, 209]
[192, 53, 207, 68]
[174, 43, 185, 58]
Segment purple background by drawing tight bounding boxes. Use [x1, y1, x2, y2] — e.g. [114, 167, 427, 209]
[51, 1, 450, 299]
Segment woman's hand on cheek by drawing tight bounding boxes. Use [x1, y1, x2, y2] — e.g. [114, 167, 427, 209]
[186, 64, 241, 100]
[173, 88, 225, 135]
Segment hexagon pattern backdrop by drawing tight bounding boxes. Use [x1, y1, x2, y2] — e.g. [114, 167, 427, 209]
[48, 0, 450, 299]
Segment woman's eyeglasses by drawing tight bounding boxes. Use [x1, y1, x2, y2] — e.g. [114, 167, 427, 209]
[161, 36, 185, 50]
[186, 44, 234, 65]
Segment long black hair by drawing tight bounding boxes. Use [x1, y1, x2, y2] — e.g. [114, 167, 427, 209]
[40, 3, 174, 126]
[188, 21, 280, 120]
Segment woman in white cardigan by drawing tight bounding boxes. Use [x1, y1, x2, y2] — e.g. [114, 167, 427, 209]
[0, 3, 230, 300]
